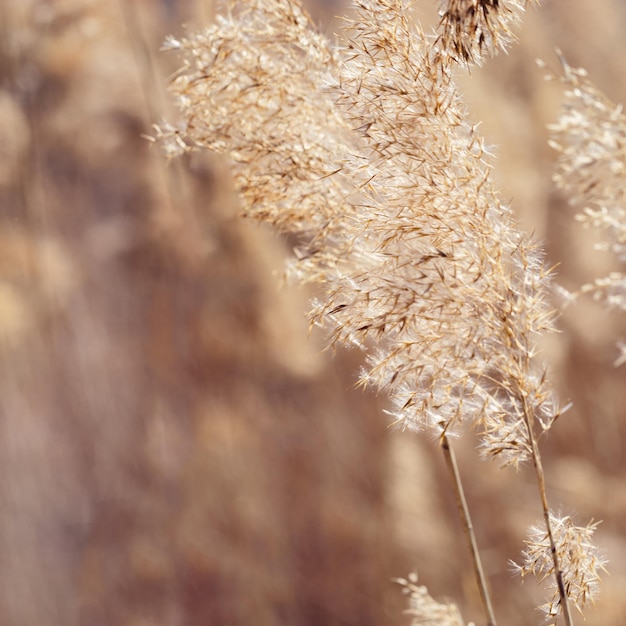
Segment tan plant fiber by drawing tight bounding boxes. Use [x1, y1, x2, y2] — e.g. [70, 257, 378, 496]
[162, 0, 605, 622]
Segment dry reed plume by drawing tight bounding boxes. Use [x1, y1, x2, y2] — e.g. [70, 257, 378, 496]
[161, 0, 607, 623]
[547, 56, 626, 367]
[396, 572, 466, 626]
[514, 514, 607, 619]
[438, 0, 538, 64]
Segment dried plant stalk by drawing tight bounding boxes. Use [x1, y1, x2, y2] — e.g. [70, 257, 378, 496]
[442, 435, 496, 626]
[519, 395, 574, 625]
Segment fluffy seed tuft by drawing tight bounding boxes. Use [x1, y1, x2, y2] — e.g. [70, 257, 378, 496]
[514, 514, 607, 619]
[437, 0, 539, 64]
[548, 54, 626, 364]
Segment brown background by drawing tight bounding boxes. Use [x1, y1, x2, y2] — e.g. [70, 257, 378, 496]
[0, 1, 624, 625]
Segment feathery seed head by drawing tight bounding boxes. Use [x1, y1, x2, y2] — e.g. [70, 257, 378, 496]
[438, 0, 539, 65]
[320, 0, 561, 460]
[549, 57, 626, 263]
[396, 573, 468, 626]
[548, 55, 626, 363]
[514, 514, 607, 619]
[164, 0, 563, 467]
[161, 0, 359, 284]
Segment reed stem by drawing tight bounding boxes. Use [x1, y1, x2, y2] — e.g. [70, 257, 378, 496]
[441, 434, 497, 626]
[520, 400, 574, 626]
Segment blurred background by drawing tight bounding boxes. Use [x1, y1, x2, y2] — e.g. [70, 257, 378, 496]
[0, 0, 624, 625]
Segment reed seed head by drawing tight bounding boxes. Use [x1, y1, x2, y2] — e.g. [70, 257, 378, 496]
[163, 0, 563, 467]
[514, 514, 607, 620]
[161, 0, 358, 284]
[548, 55, 626, 364]
[396, 573, 468, 626]
[437, 0, 539, 64]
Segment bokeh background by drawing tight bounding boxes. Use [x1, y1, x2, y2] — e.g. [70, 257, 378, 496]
[0, 1, 624, 625]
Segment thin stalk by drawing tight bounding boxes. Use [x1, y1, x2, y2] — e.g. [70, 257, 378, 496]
[521, 397, 573, 626]
[441, 434, 497, 626]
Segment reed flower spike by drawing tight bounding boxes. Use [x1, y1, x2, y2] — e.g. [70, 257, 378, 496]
[547, 54, 626, 365]
[438, 0, 539, 64]
[396, 573, 469, 626]
[514, 514, 607, 621]
[159, 0, 359, 285]
[162, 0, 565, 457]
